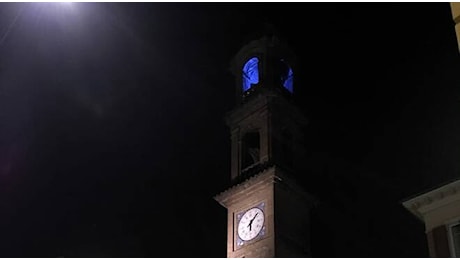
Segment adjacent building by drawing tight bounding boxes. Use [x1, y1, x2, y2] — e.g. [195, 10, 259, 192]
[402, 3, 460, 258]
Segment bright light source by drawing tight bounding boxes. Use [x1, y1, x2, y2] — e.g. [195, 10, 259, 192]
[43, 1, 73, 3]
[33, 2, 78, 18]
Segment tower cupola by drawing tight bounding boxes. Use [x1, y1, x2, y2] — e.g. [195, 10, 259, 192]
[230, 35, 296, 103]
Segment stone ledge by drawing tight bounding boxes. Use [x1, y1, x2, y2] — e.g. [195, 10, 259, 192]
[402, 179, 460, 221]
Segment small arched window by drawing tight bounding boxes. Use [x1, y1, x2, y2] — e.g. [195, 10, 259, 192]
[280, 59, 293, 93]
[241, 131, 260, 170]
[242, 57, 259, 92]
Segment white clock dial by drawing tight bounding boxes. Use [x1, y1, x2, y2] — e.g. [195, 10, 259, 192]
[237, 207, 265, 241]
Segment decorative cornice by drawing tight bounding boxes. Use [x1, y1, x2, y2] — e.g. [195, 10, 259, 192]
[402, 179, 460, 221]
[214, 166, 277, 208]
[226, 91, 307, 129]
[214, 164, 317, 208]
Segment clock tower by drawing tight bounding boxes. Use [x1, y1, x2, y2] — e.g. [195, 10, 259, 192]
[214, 35, 316, 258]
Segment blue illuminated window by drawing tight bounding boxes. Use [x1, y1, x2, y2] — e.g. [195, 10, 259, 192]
[281, 60, 293, 93]
[242, 57, 259, 92]
[283, 68, 293, 93]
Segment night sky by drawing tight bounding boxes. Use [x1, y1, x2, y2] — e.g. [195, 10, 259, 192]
[1, 2, 460, 257]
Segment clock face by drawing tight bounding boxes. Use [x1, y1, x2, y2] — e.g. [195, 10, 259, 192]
[237, 207, 265, 241]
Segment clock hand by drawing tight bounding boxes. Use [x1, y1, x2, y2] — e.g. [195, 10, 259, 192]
[247, 213, 259, 231]
[249, 213, 258, 225]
